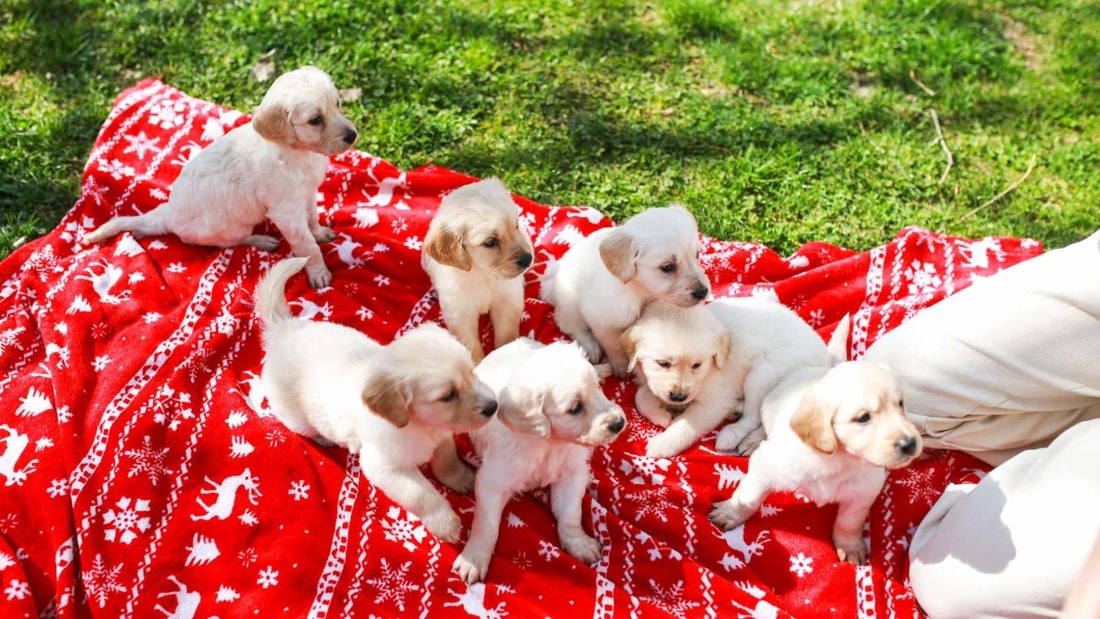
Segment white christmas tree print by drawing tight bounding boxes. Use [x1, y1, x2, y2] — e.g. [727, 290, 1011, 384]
[365, 559, 417, 612]
[67, 295, 92, 314]
[552, 224, 586, 247]
[16, 386, 52, 417]
[122, 435, 172, 485]
[381, 506, 428, 552]
[0, 326, 26, 355]
[715, 462, 746, 491]
[82, 553, 126, 608]
[185, 533, 220, 566]
[230, 436, 255, 458]
[216, 586, 240, 602]
[103, 496, 152, 544]
[353, 206, 380, 228]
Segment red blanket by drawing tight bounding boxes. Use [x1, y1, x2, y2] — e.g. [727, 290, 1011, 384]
[0, 79, 1043, 619]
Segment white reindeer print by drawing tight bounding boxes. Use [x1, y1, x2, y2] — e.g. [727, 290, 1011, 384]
[327, 233, 364, 267]
[191, 468, 261, 521]
[0, 425, 38, 486]
[155, 576, 201, 619]
[719, 525, 770, 571]
[444, 583, 507, 619]
[75, 258, 132, 305]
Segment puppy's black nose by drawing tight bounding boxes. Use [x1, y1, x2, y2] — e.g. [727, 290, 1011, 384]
[668, 391, 688, 403]
[480, 401, 498, 418]
[516, 252, 533, 269]
[343, 128, 358, 144]
[691, 284, 709, 301]
[607, 416, 626, 434]
[896, 435, 918, 456]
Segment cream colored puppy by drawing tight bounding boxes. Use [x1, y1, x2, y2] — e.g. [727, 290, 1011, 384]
[85, 66, 358, 289]
[708, 360, 922, 565]
[422, 178, 534, 361]
[622, 296, 832, 458]
[256, 257, 498, 542]
[452, 339, 627, 584]
[540, 204, 710, 377]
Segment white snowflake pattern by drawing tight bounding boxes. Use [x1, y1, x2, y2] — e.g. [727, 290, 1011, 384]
[166, 262, 187, 274]
[893, 466, 943, 506]
[289, 480, 310, 501]
[257, 566, 279, 589]
[47, 478, 69, 498]
[404, 237, 423, 251]
[122, 436, 172, 486]
[103, 496, 152, 544]
[151, 386, 193, 430]
[102, 159, 136, 181]
[623, 487, 674, 523]
[149, 100, 189, 131]
[374, 275, 391, 287]
[238, 548, 258, 567]
[391, 217, 408, 234]
[365, 559, 417, 611]
[82, 553, 125, 608]
[638, 579, 703, 617]
[789, 552, 814, 577]
[905, 260, 943, 296]
[356, 306, 374, 321]
[537, 540, 561, 562]
[142, 312, 162, 324]
[4, 578, 31, 601]
[121, 131, 160, 160]
[619, 455, 671, 485]
[92, 355, 111, 372]
[56, 405, 72, 424]
[382, 506, 428, 552]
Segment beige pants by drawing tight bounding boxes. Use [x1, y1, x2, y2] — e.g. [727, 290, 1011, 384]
[863, 230, 1100, 617]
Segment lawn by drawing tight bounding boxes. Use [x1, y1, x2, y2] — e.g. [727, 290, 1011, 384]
[1, 0, 1097, 258]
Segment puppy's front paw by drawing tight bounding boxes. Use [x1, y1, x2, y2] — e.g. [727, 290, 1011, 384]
[245, 234, 281, 251]
[437, 462, 477, 495]
[452, 550, 490, 584]
[734, 427, 766, 456]
[834, 534, 869, 565]
[421, 507, 462, 543]
[715, 424, 747, 452]
[306, 263, 333, 289]
[561, 533, 601, 566]
[708, 500, 752, 531]
[313, 226, 337, 243]
[645, 431, 688, 459]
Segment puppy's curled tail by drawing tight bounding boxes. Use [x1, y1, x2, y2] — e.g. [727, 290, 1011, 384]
[83, 212, 169, 245]
[255, 257, 310, 328]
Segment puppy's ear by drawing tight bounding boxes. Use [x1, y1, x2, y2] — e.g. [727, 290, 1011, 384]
[789, 391, 837, 454]
[599, 228, 637, 282]
[252, 103, 296, 146]
[361, 373, 410, 428]
[712, 327, 731, 371]
[827, 313, 851, 365]
[424, 223, 472, 271]
[497, 384, 551, 437]
[620, 326, 641, 373]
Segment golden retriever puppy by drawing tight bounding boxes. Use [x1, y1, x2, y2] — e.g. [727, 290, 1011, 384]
[84, 66, 358, 289]
[256, 257, 498, 542]
[422, 178, 534, 361]
[622, 296, 832, 458]
[540, 204, 711, 377]
[451, 339, 627, 583]
[708, 360, 922, 565]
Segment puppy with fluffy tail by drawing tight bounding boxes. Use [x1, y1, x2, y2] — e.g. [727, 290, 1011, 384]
[451, 339, 627, 583]
[540, 204, 711, 377]
[256, 257, 499, 541]
[708, 333, 922, 565]
[422, 178, 534, 361]
[85, 66, 358, 288]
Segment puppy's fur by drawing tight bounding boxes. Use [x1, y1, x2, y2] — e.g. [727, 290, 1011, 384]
[708, 351, 923, 565]
[422, 178, 534, 361]
[85, 66, 358, 289]
[452, 339, 627, 583]
[540, 204, 710, 376]
[256, 257, 498, 542]
[622, 296, 832, 458]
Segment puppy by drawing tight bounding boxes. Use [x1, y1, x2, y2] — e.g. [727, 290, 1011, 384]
[540, 204, 710, 377]
[85, 66, 358, 289]
[622, 296, 832, 458]
[708, 360, 922, 565]
[452, 339, 627, 583]
[422, 178, 534, 361]
[256, 257, 498, 542]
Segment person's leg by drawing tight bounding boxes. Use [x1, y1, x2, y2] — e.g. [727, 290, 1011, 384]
[908, 417, 1100, 618]
[863, 229, 1100, 465]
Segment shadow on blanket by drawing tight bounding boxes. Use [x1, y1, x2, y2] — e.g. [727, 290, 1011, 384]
[0, 79, 1042, 618]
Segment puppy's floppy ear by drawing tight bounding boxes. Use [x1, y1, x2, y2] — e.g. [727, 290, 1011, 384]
[712, 327, 731, 371]
[424, 222, 472, 271]
[252, 103, 296, 146]
[620, 325, 642, 373]
[497, 383, 551, 437]
[599, 228, 637, 282]
[361, 373, 410, 428]
[789, 391, 837, 454]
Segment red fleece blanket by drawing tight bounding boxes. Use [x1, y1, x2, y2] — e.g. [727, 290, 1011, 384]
[0, 79, 1043, 619]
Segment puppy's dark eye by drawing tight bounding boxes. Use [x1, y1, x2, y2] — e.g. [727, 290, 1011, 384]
[691, 362, 702, 370]
[660, 263, 676, 274]
[656, 360, 672, 369]
[855, 412, 871, 424]
[483, 237, 498, 248]
[568, 402, 584, 415]
[308, 115, 323, 126]
[441, 389, 458, 403]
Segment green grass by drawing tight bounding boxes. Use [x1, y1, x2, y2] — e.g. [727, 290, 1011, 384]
[1, 0, 1097, 257]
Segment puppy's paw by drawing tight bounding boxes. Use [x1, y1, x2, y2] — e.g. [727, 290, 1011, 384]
[244, 234, 281, 251]
[835, 538, 869, 565]
[306, 263, 333, 289]
[714, 424, 747, 452]
[313, 226, 337, 243]
[645, 432, 688, 459]
[437, 462, 477, 495]
[452, 550, 490, 584]
[574, 333, 604, 365]
[708, 500, 752, 531]
[734, 427, 766, 456]
[561, 533, 601, 566]
[421, 507, 462, 543]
